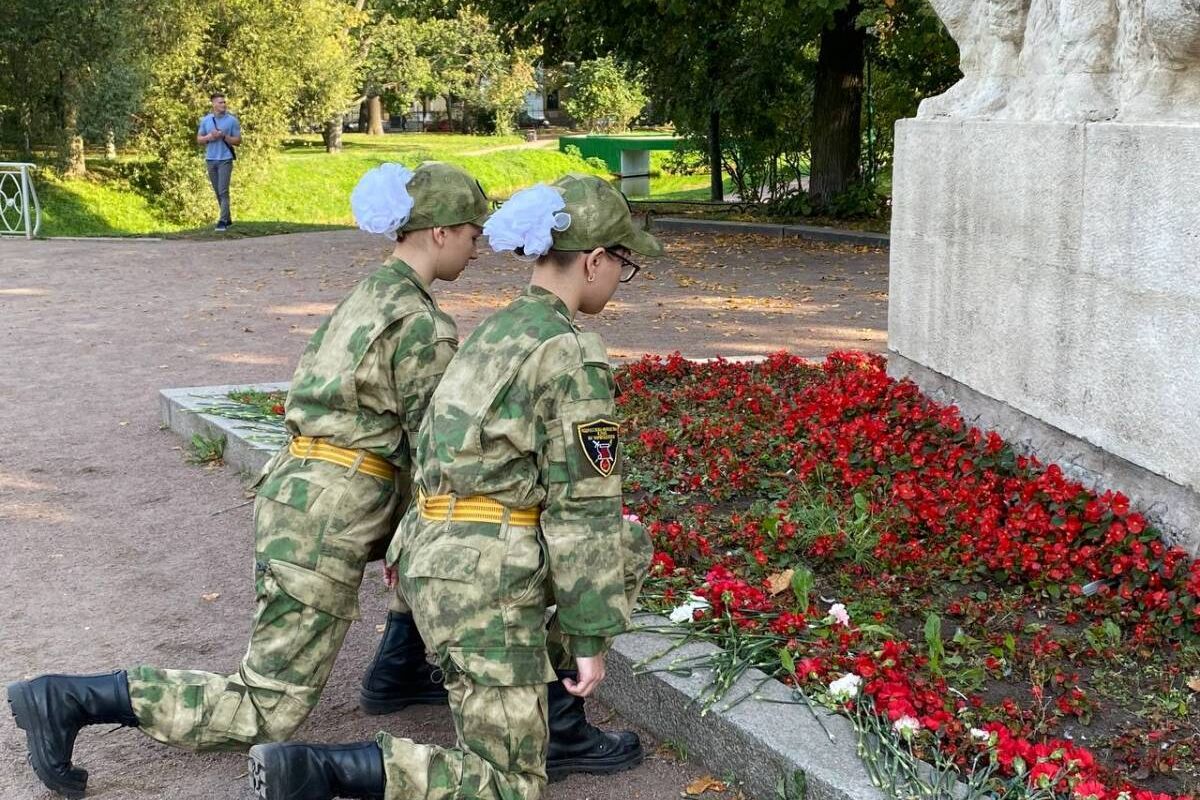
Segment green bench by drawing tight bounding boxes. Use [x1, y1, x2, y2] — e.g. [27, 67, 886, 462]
[559, 134, 684, 196]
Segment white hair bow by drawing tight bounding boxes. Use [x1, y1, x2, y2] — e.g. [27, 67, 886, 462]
[350, 163, 415, 239]
[483, 184, 571, 259]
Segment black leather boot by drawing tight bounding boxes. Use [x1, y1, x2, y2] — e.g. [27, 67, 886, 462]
[359, 611, 447, 715]
[7, 670, 139, 799]
[546, 670, 643, 782]
[248, 740, 385, 800]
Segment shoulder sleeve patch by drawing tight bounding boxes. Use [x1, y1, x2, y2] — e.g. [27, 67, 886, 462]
[575, 418, 619, 477]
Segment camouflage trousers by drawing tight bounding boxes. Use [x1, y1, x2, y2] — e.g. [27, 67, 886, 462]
[127, 449, 406, 751]
[376, 513, 652, 800]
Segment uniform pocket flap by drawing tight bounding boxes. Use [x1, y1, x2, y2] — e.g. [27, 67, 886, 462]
[404, 544, 480, 582]
[267, 559, 360, 620]
[256, 474, 325, 512]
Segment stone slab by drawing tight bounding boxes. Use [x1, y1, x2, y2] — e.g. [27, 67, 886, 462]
[159, 383, 289, 477]
[599, 614, 885, 800]
[889, 118, 1200, 551]
[649, 217, 890, 248]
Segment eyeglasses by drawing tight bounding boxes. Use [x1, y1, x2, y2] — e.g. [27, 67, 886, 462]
[606, 248, 641, 283]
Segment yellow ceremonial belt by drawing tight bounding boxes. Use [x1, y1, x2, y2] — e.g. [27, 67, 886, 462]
[289, 436, 396, 481]
[419, 490, 540, 526]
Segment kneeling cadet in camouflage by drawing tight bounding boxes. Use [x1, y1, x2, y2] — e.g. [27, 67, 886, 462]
[246, 173, 661, 800]
[6, 161, 490, 799]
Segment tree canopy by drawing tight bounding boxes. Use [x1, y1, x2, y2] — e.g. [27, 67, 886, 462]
[481, 0, 959, 207]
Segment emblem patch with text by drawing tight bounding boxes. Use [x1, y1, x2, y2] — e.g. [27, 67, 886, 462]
[575, 418, 619, 477]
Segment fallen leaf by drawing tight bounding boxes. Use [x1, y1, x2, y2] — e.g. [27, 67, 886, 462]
[1187, 676, 1200, 692]
[376, 624, 387, 634]
[201, 592, 221, 602]
[766, 569, 795, 596]
[685, 776, 727, 796]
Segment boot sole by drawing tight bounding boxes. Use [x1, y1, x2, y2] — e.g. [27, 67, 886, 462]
[7, 680, 88, 799]
[247, 744, 280, 800]
[546, 748, 645, 783]
[358, 688, 447, 716]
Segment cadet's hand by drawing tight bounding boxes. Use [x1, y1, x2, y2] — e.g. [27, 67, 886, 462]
[383, 564, 398, 589]
[565, 655, 606, 697]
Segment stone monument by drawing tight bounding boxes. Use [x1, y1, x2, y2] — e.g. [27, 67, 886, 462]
[888, 0, 1200, 550]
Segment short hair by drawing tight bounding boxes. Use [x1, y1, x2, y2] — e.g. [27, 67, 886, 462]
[537, 250, 583, 268]
[210, 92, 225, 101]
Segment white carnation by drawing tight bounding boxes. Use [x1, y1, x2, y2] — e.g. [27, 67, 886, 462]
[350, 163, 415, 239]
[483, 184, 571, 259]
[828, 602, 850, 627]
[668, 594, 710, 624]
[893, 716, 921, 738]
[828, 673, 861, 702]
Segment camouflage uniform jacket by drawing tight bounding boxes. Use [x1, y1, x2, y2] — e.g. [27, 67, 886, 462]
[284, 259, 458, 471]
[408, 285, 629, 668]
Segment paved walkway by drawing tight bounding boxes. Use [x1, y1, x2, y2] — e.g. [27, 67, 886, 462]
[458, 138, 560, 156]
[0, 229, 887, 800]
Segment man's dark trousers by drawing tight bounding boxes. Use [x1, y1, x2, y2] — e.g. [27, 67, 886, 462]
[206, 159, 233, 226]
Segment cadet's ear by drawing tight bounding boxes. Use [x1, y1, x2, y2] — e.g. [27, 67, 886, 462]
[583, 247, 605, 283]
[429, 226, 447, 246]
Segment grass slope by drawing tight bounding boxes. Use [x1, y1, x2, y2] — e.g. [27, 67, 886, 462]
[31, 133, 611, 238]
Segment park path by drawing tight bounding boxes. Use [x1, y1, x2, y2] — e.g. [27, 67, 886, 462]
[0, 229, 887, 800]
[458, 137, 560, 156]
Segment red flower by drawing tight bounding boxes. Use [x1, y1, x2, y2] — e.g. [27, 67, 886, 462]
[649, 552, 676, 576]
[795, 656, 824, 679]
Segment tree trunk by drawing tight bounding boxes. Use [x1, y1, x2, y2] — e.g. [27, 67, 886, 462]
[809, 1, 866, 209]
[61, 90, 87, 177]
[367, 95, 385, 135]
[20, 102, 33, 158]
[708, 108, 723, 201]
[323, 116, 343, 152]
[105, 127, 118, 159]
[420, 97, 429, 132]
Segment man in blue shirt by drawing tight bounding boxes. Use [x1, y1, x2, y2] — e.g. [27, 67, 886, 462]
[196, 92, 242, 232]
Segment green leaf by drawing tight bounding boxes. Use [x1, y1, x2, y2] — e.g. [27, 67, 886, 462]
[779, 647, 796, 675]
[924, 611, 944, 675]
[791, 566, 814, 610]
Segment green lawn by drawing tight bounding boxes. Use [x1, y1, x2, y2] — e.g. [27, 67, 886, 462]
[30, 133, 611, 238]
[24, 132, 760, 237]
[37, 175, 187, 237]
[625, 174, 736, 201]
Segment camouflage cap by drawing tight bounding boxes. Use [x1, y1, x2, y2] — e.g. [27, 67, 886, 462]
[549, 174, 663, 257]
[403, 161, 490, 232]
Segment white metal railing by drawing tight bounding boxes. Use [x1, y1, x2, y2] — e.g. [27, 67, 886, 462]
[0, 162, 42, 239]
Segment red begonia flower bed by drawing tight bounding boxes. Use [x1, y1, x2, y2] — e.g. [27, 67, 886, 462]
[615, 352, 1199, 800]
